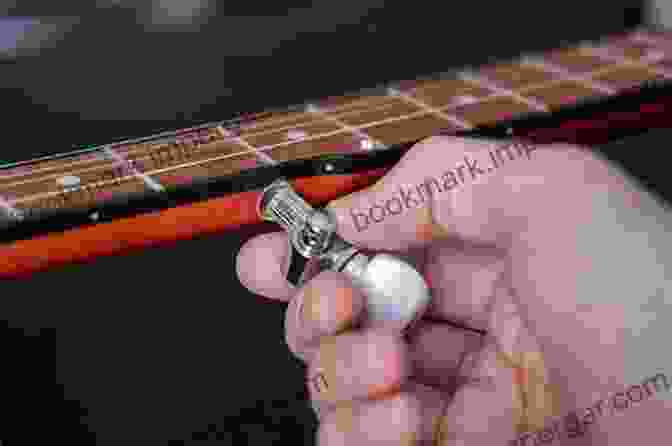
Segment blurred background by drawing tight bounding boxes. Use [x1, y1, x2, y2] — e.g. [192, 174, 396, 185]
[0, 1, 658, 445]
[0, 0, 647, 160]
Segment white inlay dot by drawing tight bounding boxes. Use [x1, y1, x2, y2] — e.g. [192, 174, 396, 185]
[360, 139, 374, 150]
[286, 129, 307, 140]
[454, 95, 477, 105]
[57, 175, 81, 188]
[387, 87, 400, 96]
[645, 50, 666, 62]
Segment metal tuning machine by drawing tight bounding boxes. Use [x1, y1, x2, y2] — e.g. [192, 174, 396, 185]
[258, 178, 431, 331]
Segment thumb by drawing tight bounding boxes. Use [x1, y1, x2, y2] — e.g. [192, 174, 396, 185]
[431, 286, 562, 445]
[432, 337, 523, 445]
[326, 136, 594, 250]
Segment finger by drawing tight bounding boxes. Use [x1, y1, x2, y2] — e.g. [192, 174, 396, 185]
[423, 238, 507, 331]
[434, 291, 561, 445]
[236, 231, 294, 301]
[306, 329, 409, 408]
[317, 383, 448, 445]
[326, 135, 593, 251]
[285, 271, 367, 362]
[434, 337, 523, 445]
[407, 321, 485, 391]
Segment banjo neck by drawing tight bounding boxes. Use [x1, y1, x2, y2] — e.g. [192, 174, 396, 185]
[1, 27, 672, 277]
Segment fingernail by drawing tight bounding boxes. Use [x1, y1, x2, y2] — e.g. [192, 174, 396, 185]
[365, 336, 408, 399]
[334, 403, 355, 435]
[308, 371, 329, 395]
[316, 337, 339, 401]
[367, 382, 403, 401]
[432, 413, 450, 445]
[299, 280, 357, 334]
[299, 286, 318, 327]
[414, 204, 451, 242]
[327, 191, 357, 213]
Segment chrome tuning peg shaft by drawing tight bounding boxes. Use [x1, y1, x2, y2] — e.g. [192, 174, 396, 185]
[258, 178, 431, 330]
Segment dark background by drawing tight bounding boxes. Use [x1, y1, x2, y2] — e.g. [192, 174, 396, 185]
[0, 1, 654, 445]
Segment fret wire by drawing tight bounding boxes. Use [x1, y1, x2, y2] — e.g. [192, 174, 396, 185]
[1, 30, 664, 178]
[305, 104, 383, 150]
[314, 94, 390, 115]
[71, 121, 217, 157]
[3, 30, 669, 207]
[255, 109, 430, 150]
[236, 112, 316, 135]
[0, 127, 229, 182]
[0, 41, 650, 183]
[0, 57, 655, 193]
[102, 146, 165, 192]
[386, 86, 473, 129]
[13, 107, 434, 202]
[10, 107, 432, 204]
[579, 44, 672, 79]
[417, 56, 654, 113]
[0, 69, 577, 186]
[112, 127, 229, 165]
[0, 154, 102, 181]
[236, 99, 400, 142]
[238, 97, 375, 131]
[457, 71, 548, 111]
[521, 58, 616, 94]
[0, 132, 248, 189]
[11, 175, 139, 205]
[236, 90, 404, 133]
[0, 51, 654, 199]
[129, 149, 259, 179]
[8, 128, 249, 204]
[241, 87, 463, 136]
[330, 98, 403, 120]
[215, 126, 277, 166]
[2, 152, 143, 189]
[93, 112, 275, 152]
[10, 150, 261, 205]
[463, 63, 567, 112]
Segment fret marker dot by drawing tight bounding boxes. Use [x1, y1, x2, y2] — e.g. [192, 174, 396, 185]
[323, 163, 334, 173]
[57, 175, 81, 188]
[286, 129, 307, 140]
[216, 126, 235, 138]
[454, 95, 477, 105]
[9, 166, 32, 176]
[90, 212, 100, 221]
[360, 139, 374, 150]
[646, 50, 665, 62]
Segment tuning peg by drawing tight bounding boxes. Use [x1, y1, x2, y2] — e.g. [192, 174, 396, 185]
[258, 178, 431, 330]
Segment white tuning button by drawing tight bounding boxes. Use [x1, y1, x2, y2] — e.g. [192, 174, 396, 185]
[340, 252, 431, 331]
[259, 178, 432, 331]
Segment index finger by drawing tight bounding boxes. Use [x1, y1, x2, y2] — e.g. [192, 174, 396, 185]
[326, 136, 583, 250]
[236, 231, 294, 301]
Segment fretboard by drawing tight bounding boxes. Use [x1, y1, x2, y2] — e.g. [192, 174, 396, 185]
[1, 27, 671, 222]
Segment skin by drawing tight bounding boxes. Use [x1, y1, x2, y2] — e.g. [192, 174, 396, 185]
[236, 136, 672, 445]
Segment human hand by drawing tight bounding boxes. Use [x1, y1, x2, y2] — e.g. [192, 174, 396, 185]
[237, 136, 672, 444]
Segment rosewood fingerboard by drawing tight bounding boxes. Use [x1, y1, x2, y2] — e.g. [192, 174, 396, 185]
[1, 28, 672, 241]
